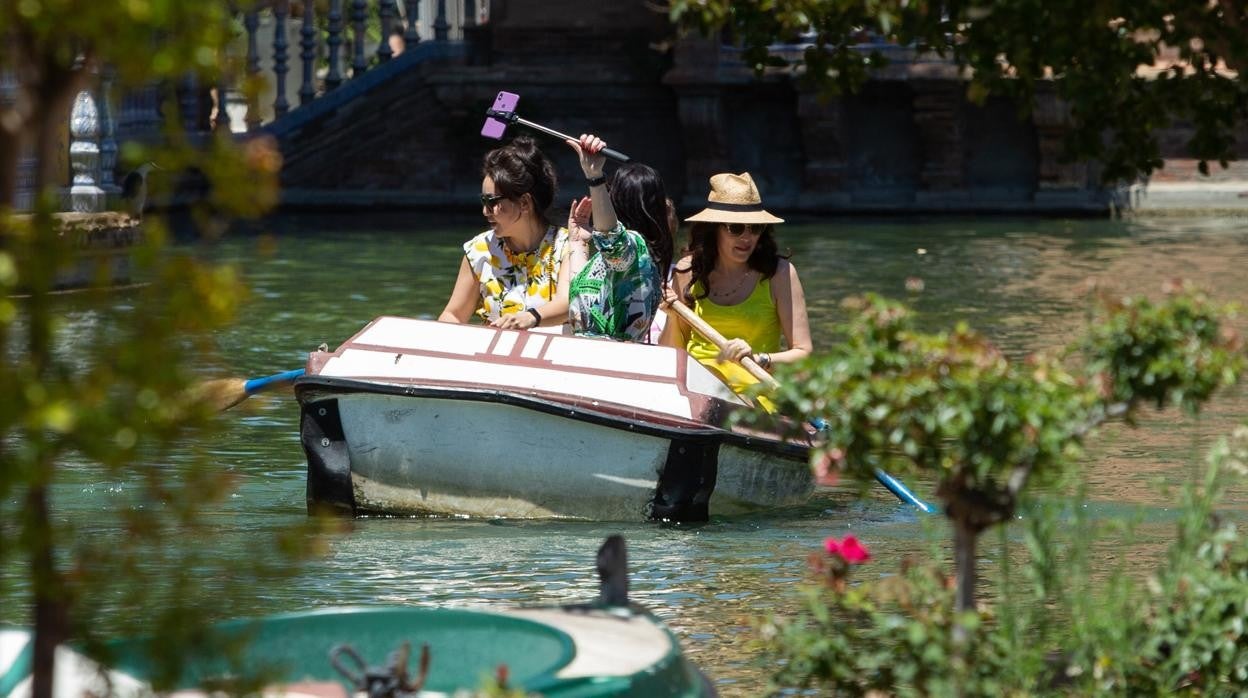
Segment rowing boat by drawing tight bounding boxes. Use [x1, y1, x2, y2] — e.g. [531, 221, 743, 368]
[298, 316, 813, 521]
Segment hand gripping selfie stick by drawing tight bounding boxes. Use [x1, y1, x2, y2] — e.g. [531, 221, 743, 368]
[481, 91, 631, 163]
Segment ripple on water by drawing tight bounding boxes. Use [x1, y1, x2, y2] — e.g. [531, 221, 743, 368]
[10, 217, 1248, 696]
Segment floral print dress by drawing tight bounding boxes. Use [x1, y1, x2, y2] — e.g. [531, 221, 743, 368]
[464, 226, 569, 322]
[568, 222, 661, 342]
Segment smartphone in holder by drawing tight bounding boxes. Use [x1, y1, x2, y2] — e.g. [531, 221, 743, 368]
[481, 91, 520, 140]
[478, 90, 631, 161]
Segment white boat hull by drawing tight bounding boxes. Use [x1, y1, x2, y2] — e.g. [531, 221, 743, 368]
[298, 317, 814, 521]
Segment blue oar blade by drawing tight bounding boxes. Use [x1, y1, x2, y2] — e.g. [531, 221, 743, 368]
[873, 469, 937, 514]
[243, 368, 306, 396]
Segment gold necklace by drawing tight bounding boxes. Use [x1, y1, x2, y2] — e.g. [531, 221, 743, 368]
[710, 269, 755, 299]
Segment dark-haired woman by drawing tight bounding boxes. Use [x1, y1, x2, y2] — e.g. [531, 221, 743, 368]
[439, 136, 570, 329]
[659, 172, 812, 400]
[561, 134, 672, 342]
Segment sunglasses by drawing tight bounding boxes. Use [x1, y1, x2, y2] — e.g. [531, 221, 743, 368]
[724, 223, 763, 237]
[480, 193, 506, 208]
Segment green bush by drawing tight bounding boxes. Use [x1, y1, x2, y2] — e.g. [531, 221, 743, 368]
[760, 428, 1248, 696]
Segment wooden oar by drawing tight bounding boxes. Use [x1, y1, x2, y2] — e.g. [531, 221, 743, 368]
[668, 299, 935, 513]
[192, 368, 306, 412]
[667, 300, 777, 387]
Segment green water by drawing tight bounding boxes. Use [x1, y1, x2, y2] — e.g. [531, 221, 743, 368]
[7, 214, 1248, 695]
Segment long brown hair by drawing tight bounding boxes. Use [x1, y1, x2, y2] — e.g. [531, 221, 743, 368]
[679, 222, 785, 301]
[608, 163, 673, 276]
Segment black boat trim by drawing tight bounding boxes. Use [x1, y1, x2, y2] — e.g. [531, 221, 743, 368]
[293, 376, 810, 461]
[650, 438, 719, 521]
[301, 397, 355, 516]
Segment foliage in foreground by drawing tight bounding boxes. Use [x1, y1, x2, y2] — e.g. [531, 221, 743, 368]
[738, 283, 1243, 693]
[668, 0, 1248, 182]
[759, 428, 1248, 695]
[746, 285, 1241, 617]
[0, 2, 332, 696]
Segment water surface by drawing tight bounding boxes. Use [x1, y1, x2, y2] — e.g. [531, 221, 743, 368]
[7, 214, 1248, 695]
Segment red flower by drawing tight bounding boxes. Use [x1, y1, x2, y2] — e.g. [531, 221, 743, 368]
[824, 535, 871, 564]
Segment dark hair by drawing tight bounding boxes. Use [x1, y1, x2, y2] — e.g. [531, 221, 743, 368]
[482, 136, 557, 225]
[680, 221, 785, 301]
[608, 163, 673, 276]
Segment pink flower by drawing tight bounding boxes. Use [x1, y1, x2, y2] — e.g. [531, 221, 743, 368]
[823, 535, 871, 564]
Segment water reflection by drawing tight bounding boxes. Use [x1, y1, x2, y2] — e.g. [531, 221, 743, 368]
[5, 215, 1248, 696]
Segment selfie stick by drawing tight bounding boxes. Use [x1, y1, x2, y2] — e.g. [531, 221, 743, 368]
[482, 91, 631, 163]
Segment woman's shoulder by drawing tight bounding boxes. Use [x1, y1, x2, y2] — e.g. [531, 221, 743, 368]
[464, 229, 497, 251]
[547, 225, 570, 248]
[769, 257, 801, 280]
[464, 230, 502, 270]
[600, 224, 647, 248]
[622, 226, 648, 244]
[767, 258, 802, 299]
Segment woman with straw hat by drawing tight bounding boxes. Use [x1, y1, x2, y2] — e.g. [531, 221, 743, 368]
[659, 172, 812, 402]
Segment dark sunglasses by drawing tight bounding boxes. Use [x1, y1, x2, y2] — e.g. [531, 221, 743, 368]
[724, 223, 763, 237]
[480, 193, 506, 208]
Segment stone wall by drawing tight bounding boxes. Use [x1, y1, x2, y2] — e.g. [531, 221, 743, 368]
[269, 1, 1162, 216]
[272, 1, 685, 213]
[664, 38, 1097, 213]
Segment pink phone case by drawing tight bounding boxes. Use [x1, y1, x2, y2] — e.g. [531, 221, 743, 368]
[481, 91, 519, 139]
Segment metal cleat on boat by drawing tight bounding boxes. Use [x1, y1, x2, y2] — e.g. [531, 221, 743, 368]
[329, 641, 430, 698]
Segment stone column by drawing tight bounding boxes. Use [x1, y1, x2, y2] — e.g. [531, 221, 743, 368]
[0, 70, 36, 212]
[1033, 89, 1093, 206]
[673, 91, 733, 202]
[665, 37, 734, 206]
[69, 90, 106, 213]
[116, 85, 162, 146]
[912, 81, 967, 205]
[97, 67, 122, 202]
[795, 88, 851, 207]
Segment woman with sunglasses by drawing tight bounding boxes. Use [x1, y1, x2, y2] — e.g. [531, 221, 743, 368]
[560, 134, 673, 342]
[439, 136, 571, 329]
[660, 172, 812, 401]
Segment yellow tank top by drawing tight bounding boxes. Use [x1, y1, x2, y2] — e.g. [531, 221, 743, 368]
[687, 277, 782, 397]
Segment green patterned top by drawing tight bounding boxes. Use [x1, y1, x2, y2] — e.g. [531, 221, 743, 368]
[568, 222, 661, 342]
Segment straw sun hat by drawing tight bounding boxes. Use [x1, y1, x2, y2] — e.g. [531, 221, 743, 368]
[684, 172, 785, 225]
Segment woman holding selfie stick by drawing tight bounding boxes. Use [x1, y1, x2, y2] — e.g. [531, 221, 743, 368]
[562, 133, 672, 342]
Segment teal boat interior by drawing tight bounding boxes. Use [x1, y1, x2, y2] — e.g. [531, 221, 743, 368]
[1, 605, 711, 698]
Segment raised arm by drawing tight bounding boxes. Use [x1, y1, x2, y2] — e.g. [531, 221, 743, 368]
[567, 134, 618, 233]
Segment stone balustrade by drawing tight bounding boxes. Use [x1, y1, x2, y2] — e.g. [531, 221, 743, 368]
[230, 0, 478, 132]
[7, 0, 480, 213]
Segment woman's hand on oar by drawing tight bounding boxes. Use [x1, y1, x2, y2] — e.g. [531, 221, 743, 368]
[665, 298, 778, 388]
[666, 295, 933, 512]
[191, 368, 306, 412]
